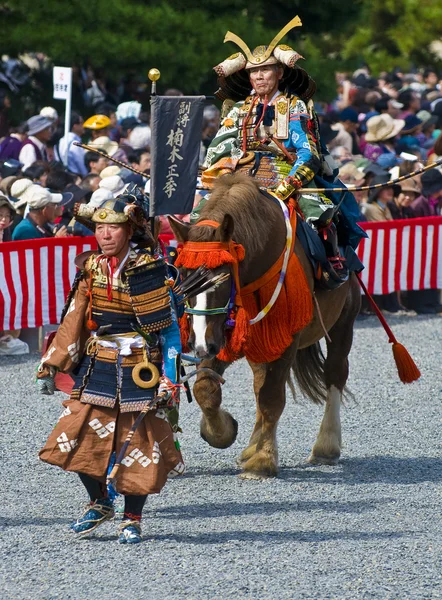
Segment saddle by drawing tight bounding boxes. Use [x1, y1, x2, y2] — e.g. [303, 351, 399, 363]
[261, 189, 363, 290]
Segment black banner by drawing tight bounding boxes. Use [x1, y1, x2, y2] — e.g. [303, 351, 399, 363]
[150, 95, 205, 216]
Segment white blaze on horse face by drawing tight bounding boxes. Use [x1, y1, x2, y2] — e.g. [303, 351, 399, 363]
[193, 292, 208, 356]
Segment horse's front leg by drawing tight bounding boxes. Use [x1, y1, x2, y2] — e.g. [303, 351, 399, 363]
[193, 357, 237, 449]
[237, 361, 265, 465]
[240, 342, 299, 479]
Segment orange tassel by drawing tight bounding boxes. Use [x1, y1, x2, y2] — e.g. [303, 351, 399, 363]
[217, 331, 240, 363]
[392, 342, 421, 384]
[229, 306, 250, 355]
[179, 314, 191, 353]
[175, 249, 236, 270]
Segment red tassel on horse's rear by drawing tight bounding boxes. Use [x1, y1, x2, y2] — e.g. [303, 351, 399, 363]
[392, 342, 421, 384]
[355, 273, 420, 384]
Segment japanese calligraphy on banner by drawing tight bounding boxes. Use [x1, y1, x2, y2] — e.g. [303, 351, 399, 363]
[150, 95, 205, 216]
[53, 66, 72, 100]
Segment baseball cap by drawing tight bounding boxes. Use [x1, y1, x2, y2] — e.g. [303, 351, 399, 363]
[12, 182, 72, 210]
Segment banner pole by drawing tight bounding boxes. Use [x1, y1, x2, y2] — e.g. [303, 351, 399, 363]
[148, 68, 160, 235]
[63, 77, 72, 167]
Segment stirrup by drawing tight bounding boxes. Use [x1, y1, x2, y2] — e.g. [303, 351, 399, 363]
[70, 499, 115, 535]
[318, 256, 349, 290]
[118, 519, 142, 544]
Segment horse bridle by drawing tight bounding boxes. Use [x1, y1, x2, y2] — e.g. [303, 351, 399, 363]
[184, 276, 236, 326]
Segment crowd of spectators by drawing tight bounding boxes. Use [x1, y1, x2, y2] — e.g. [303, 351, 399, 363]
[317, 67, 442, 317]
[0, 65, 441, 354]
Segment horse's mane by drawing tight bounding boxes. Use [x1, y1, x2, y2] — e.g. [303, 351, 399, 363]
[194, 173, 279, 255]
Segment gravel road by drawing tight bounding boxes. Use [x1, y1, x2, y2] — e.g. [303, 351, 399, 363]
[1, 314, 441, 600]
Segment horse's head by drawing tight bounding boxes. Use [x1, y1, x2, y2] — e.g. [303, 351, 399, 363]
[169, 214, 235, 359]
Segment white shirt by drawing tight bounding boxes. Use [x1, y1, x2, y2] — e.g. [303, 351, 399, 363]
[18, 136, 48, 171]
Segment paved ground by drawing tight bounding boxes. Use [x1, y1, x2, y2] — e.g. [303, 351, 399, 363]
[1, 314, 441, 600]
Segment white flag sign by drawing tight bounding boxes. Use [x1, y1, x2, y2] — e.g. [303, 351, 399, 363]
[53, 67, 72, 100]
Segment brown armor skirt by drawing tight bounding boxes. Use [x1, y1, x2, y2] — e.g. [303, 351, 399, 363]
[39, 399, 185, 496]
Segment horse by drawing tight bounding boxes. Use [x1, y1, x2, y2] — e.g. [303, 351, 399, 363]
[169, 172, 362, 479]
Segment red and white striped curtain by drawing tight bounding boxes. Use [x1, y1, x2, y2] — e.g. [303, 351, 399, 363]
[0, 236, 97, 331]
[357, 216, 442, 295]
[1, 218, 442, 331]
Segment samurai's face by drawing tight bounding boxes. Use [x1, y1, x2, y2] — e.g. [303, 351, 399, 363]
[95, 222, 131, 258]
[248, 64, 283, 99]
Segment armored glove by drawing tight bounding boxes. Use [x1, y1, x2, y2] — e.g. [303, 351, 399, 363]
[274, 176, 302, 201]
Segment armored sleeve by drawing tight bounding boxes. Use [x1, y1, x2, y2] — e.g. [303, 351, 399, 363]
[40, 277, 90, 373]
[203, 103, 243, 168]
[286, 98, 321, 186]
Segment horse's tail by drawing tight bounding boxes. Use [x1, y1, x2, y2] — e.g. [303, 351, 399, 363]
[289, 342, 327, 405]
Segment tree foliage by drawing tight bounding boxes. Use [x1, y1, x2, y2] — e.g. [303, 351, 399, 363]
[1, 0, 442, 108]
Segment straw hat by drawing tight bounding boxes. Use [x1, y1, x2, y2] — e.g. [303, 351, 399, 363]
[338, 162, 365, 186]
[398, 178, 421, 196]
[88, 136, 118, 157]
[365, 114, 405, 142]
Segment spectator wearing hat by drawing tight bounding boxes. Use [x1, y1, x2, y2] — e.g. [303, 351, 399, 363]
[364, 114, 405, 162]
[54, 112, 87, 177]
[11, 183, 71, 241]
[397, 114, 423, 156]
[83, 114, 111, 141]
[1, 176, 22, 231]
[411, 169, 442, 217]
[40, 107, 59, 124]
[330, 107, 360, 154]
[364, 173, 401, 222]
[57, 184, 93, 236]
[0, 158, 23, 179]
[98, 175, 126, 198]
[415, 111, 438, 151]
[0, 122, 28, 161]
[128, 125, 151, 151]
[388, 178, 420, 220]
[405, 166, 442, 314]
[19, 115, 53, 170]
[0, 195, 15, 242]
[338, 162, 367, 220]
[84, 151, 109, 176]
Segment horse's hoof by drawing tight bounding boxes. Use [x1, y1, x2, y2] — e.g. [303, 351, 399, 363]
[238, 471, 272, 481]
[240, 452, 278, 479]
[307, 453, 340, 466]
[237, 444, 258, 466]
[200, 412, 238, 449]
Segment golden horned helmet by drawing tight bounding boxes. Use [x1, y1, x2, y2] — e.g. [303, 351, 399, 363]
[213, 16, 316, 104]
[215, 16, 304, 77]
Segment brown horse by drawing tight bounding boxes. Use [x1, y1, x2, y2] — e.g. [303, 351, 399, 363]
[170, 173, 361, 479]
